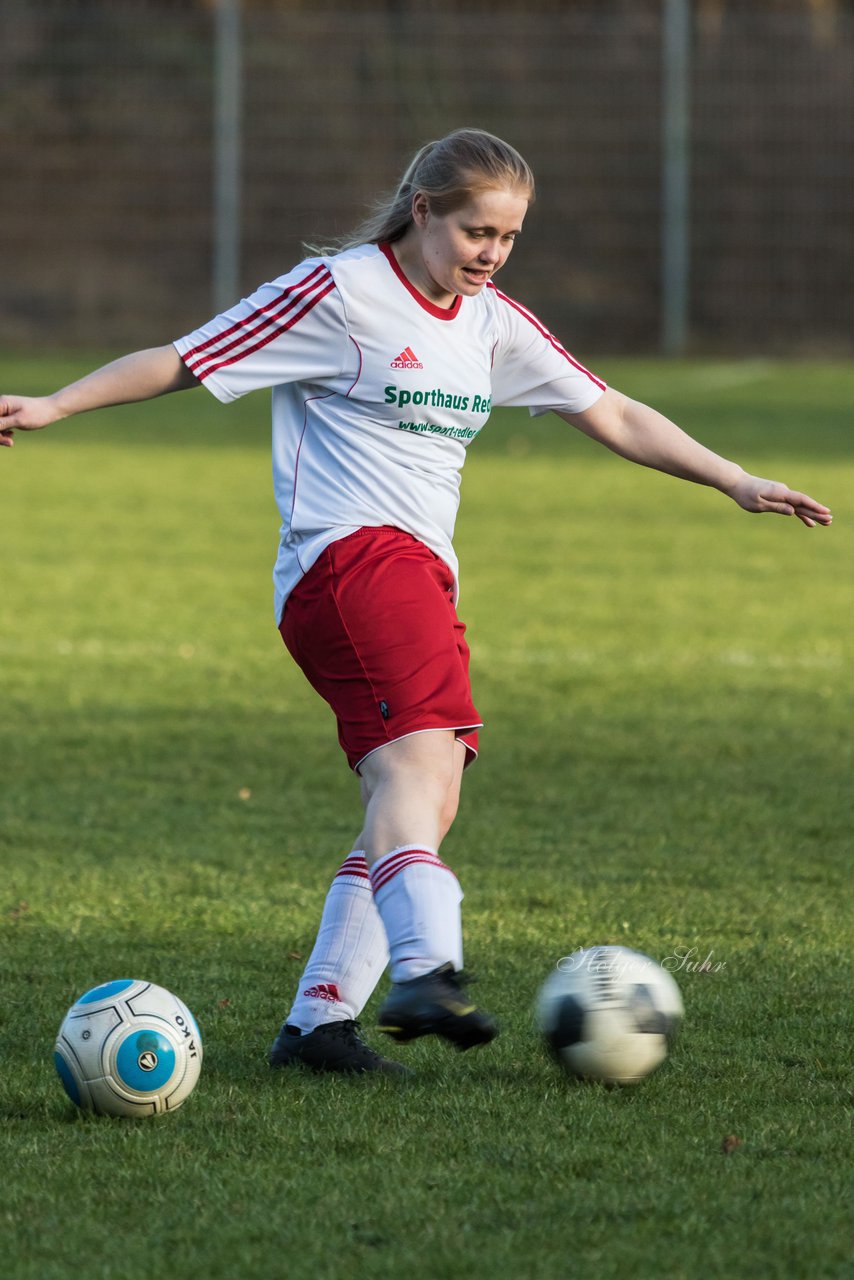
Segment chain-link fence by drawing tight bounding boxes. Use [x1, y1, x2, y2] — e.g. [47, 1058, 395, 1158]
[3, 0, 853, 354]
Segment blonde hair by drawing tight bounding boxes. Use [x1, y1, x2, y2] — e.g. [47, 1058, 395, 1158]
[315, 128, 535, 255]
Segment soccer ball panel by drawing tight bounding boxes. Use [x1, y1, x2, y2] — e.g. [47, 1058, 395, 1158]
[574, 1009, 668, 1082]
[87, 1077, 160, 1118]
[75, 978, 136, 1004]
[536, 946, 683, 1085]
[54, 1049, 87, 1108]
[54, 980, 202, 1117]
[549, 992, 586, 1054]
[114, 1028, 177, 1092]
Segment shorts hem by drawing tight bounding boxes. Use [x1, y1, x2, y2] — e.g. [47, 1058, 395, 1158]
[354, 725, 483, 775]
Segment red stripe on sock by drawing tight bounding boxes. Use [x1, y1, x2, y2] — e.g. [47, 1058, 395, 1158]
[335, 854, 370, 882]
[369, 848, 453, 895]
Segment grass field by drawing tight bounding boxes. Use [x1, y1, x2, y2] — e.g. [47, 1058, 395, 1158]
[1, 356, 851, 1279]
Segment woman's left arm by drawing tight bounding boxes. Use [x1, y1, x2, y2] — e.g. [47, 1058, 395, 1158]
[560, 388, 832, 528]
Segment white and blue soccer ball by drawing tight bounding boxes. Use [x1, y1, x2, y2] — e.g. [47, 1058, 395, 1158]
[54, 979, 202, 1117]
[536, 945, 683, 1085]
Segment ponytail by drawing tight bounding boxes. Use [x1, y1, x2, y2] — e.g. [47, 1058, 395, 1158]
[309, 128, 534, 255]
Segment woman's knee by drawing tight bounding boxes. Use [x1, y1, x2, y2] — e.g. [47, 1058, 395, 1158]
[360, 731, 460, 810]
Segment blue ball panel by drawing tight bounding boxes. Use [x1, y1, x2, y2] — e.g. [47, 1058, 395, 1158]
[54, 1051, 82, 1107]
[115, 1030, 176, 1092]
[77, 979, 135, 1004]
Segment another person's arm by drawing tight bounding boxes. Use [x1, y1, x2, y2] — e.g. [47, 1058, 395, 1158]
[0, 345, 197, 446]
[562, 388, 832, 528]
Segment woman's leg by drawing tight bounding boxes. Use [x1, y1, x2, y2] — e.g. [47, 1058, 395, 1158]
[358, 732, 497, 1049]
[269, 847, 402, 1073]
[358, 731, 466, 980]
[283, 846, 389, 1035]
[282, 731, 464, 1034]
[359, 730, 465, 866]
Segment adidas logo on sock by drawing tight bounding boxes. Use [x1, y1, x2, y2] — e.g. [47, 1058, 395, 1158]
[303, 982, 342, 1003]
[390, 347, 423, 369]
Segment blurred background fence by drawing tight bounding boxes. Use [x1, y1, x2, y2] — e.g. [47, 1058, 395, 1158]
[3, 0, 853, 355]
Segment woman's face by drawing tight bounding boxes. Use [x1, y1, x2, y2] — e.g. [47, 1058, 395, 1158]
[406, 186, 530, 306]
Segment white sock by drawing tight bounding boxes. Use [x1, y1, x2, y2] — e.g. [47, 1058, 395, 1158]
[287, 852, 390, 1034]
[369, 845, 463, 983]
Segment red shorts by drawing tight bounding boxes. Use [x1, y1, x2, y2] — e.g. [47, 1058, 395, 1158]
[279, 527, 481, 772]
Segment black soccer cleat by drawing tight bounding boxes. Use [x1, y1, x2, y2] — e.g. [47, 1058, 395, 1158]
[269, 1018, 409, 1075]
[377, 962, 498, 1051]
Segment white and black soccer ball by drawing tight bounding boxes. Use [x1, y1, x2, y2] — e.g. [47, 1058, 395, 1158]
[54, 979, 202, 1117]
[536, 945, 683, 1085]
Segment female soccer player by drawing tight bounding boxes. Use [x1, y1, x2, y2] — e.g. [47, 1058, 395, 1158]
[1, 128, 832, 1075]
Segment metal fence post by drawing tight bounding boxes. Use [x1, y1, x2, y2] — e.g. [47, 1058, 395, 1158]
[661, 0, 691, 355]
[213, 0, 243, 314]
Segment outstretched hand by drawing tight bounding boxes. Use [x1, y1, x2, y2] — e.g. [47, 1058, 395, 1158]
[728, 472, 832, 528]
[0, 395, 62, 447]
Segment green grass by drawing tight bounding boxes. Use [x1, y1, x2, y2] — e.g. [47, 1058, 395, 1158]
[1, 356, 851, 1279]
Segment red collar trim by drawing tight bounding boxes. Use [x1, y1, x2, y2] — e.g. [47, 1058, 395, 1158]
[378, 242, 462, 321]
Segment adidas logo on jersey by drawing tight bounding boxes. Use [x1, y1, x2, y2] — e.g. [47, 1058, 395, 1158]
[390, 347, 423, 369]
[303, 983, 342, 1003]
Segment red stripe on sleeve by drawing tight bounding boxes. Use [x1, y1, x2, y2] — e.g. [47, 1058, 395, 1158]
[183, 263, 330, 369]
[194, 279, 337, 381]
[488, 283, 606, 390]
[188, 270, 334, 377]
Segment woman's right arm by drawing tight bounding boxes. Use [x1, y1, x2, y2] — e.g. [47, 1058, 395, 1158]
[0, 345, 197, 447]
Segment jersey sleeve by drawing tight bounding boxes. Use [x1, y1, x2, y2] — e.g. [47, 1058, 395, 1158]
[173, 258, 349, 403]
[488, 287, 606, 416]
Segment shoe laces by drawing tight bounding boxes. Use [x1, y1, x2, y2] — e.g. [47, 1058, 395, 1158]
[328, 1019, 362, 1039]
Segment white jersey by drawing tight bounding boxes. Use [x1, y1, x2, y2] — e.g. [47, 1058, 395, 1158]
[174, 242, 605, 620]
